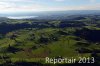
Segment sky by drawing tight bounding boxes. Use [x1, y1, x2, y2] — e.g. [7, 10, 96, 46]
[0, 0, 100, 13]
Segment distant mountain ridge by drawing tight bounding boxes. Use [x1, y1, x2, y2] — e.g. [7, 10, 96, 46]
[0, 10, 100, 19]
[0, 10, 100, 17]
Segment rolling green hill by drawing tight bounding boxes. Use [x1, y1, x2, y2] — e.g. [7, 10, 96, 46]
[0, 15, 100, 65]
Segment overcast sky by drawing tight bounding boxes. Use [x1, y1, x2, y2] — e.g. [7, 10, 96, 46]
[0, 0, 100, 13]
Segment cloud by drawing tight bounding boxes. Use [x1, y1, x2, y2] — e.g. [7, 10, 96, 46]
[54, 0, 65, 1]
[0, 0, 99, 13]
[0, 3, 44, 12]
[0, 0, 39, 12]
[0, 0, 33, 2]
[0, 3, 100, 13]
[0, 2, 15, 9]
[90, 0, 96, 3]
[53, 0, 96, 3]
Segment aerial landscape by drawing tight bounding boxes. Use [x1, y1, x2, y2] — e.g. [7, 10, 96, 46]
[0, 0, 100, 66]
